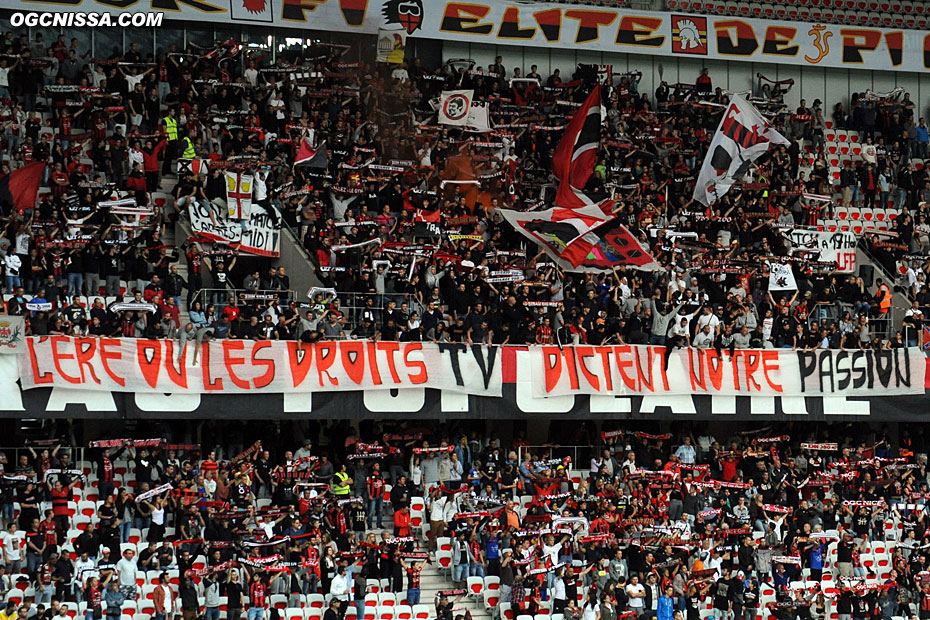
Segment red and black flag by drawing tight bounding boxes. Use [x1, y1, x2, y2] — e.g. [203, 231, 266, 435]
[499, 203, 662, 273]
[0, 162, 45, 216]
[414, 207, 441, 238]
[552, 86, 604, 209]
[295, 139, 329, 168]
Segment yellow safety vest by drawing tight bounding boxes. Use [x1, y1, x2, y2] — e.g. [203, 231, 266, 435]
[163, 116, 177, 141]
[333, 471, 350, 495]
[181, 137, 196, 159]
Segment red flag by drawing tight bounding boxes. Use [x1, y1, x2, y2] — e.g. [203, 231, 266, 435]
[0, 162, 45, 215]
[552, 87, 603, 209]
[414, 208, 440, 223]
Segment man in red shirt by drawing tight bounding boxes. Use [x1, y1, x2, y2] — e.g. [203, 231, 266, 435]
[247, 571, 284, 620]
[695, 68, 712, 95]
[535, 317, 553, 344]
[222, 295, 241, 323]
[49, 163, 69, 198]
[717, 442, 743, 481]
[401, 557, 428, 605]
[48, 478, 78, 535]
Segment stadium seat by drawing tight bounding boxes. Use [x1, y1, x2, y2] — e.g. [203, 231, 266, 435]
[435, 550, 452, 569]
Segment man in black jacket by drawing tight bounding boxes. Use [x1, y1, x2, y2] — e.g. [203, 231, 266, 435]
[840, 161, 858, 208]
[322, 598, 341, 620]
[165, 265, 187, 310]
[73, 525, 99, 558]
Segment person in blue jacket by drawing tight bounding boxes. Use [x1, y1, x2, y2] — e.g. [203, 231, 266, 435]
[658, 585, 677, 620]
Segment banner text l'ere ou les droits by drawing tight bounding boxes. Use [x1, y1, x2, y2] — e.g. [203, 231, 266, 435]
[532, 345, 925, 398]
[20, 337, 502, 396]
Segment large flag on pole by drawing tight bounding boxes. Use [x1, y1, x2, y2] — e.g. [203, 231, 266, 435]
[693, 94, 789, 206]
[552, 86, 604, 209]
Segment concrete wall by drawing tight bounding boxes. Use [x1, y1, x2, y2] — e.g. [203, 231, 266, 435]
[435, 39, 930, 120]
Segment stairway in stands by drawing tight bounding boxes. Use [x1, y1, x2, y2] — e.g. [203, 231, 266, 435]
[156, 175, 190, 325]
[378, 512, 494, 620]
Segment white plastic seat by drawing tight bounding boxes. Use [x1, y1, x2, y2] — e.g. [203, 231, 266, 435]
[466, 576, 484, 597]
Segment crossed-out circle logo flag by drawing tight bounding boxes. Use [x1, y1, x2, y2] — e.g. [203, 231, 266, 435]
[438, 90, 473, 126]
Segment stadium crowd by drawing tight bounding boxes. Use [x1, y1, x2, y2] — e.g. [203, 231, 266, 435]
[0, 31, 927, 348]
[0, 421, 924, 620]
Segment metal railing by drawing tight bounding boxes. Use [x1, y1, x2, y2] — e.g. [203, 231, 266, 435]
[193, 287, 295, 310]
[191, 288, 419, 332]
[516, 444, 598, 471]
[3, 445, 88, 474]
[330, 292, 420, 330]
[808, 302, 839, 326]
[807, 302, 894, 339]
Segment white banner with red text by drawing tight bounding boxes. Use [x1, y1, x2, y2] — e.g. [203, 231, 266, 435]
[18, 337, 501, 396]
[529, 345, 925, 398]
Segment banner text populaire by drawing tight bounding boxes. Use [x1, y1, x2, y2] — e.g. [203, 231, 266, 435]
[20, 337, 502, 396]
[532, 345, 925, 398]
